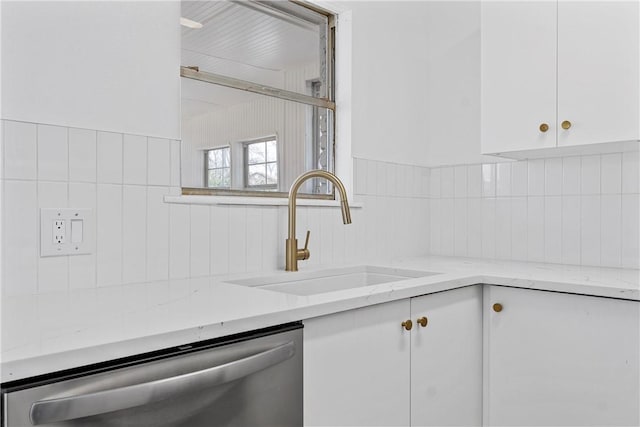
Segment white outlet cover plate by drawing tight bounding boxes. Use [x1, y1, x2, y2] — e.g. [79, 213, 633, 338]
[40, 208, 95, 257]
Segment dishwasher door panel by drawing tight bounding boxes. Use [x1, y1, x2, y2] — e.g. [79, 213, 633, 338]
[3, 326, 302, 427]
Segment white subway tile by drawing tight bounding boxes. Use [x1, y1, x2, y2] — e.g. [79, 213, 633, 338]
[169, 204, 190, 279]
[228, 206, 247, 273]
[511, 197, 528, 261]
[2, 180, 38, 295]
[526, 197, 544, 262]
[246, 207, 263, 273]
[527, 159, 545, 196]
[441, 167, 455, 198]
[467, 198, 482, 257]
[544, 196, 562, 264]
[37, 124, 68, 181]
[467, 165, 482, 198]
[122, 185, 147, 283]
[622, 151, 639, 194]
[429, 199, 441, 254]
[561, 196, 581, 265]
[170, 140, 181, 187]
[600, 194, 621, 267]
[37, 181, 68, 208]
[190, 205, 210, 277]
[123, 135, 147, 185]
[511, 161, 528, 197]
[38, 256, 68, 293]
[355, 158, 367, 195]
[69, 128, 97, 182]
[562, 156, 581, 195]
[481, 198, 496, 258]
[261, 206, 280, 270]
[621, 194, 639, 268]
[430, 168, 441, 198]
[96, 132, 123, 184]
[601, 153, 622, 194]
[495, 198, 511, 260]
[580, 195, 601, 266]
[146, 187, 169, 281]
[496, 163, 511, 197]
[544, 158, 562, 196]
[481, 164, 496, 197]
[4, 121, 37, 180]
[454, 199, 467, 256]
[581, 155, 601, 195]
[148, 138, 171, 186]
[440, 199, 455, 255]
[366, 160, 378, 196]
[210, 206, 230, 275]
[96, 184, 122, 286]
[454, 166, 468, 198]
[69, 182, 97, 289]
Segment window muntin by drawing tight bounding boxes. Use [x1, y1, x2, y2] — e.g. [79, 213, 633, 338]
[244, 138, 278, 189]
[206, 146, 231, 188]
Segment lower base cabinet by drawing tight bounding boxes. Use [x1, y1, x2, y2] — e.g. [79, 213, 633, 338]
[484, 286, 640, 426]
[303, 286, 482, 426]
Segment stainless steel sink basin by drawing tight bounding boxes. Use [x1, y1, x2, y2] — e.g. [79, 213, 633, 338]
[226, 265, 439, 296]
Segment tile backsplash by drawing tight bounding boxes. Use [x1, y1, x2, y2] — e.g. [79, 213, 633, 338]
[1, 120, 431, 298]
[428, 153, 640, 268]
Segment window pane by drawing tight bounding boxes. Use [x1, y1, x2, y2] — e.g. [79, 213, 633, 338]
[247, 142, 265, 165]
[266, 163, 278, 185]
[222, 168, 231, 187]
[248, 164, 266, 186]
[266, 140, 277, 162]
[222, 148, 230, 167]
[207, 150, 216, 169]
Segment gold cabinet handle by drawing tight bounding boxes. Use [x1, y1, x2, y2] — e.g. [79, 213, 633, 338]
[539, 123, 549, 133]
[493, 303, 503, 313]
[561, 120, 572, 130]
[401, 320, 413, 331]
[417, 316, 428, 327]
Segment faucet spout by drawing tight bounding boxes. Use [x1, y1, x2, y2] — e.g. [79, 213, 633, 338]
[286, 170, 352, 271]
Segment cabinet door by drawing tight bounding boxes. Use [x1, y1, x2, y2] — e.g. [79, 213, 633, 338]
[304, 299, 411, 426]
[558, 1, 639, 147]
[410, 286, 483, 427]
[481, 1, 557, 154]
[485, 286, 640, 426]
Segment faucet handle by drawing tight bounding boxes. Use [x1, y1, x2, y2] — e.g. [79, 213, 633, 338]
[297, 230, 311, 261]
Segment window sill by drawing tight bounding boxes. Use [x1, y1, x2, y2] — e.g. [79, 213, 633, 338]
[164, 194, 363, 208]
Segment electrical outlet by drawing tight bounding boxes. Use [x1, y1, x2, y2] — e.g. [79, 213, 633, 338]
[41, 208, 94, 257]
[53, 220, 66, 244]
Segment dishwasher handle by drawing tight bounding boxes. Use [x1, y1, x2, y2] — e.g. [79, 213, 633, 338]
[29, 341, 296, 425]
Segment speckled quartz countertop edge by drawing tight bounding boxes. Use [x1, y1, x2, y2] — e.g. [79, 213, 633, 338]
[2, 256, 638, 383]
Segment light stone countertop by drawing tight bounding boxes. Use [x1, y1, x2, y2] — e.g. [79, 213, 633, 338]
[1, 256, 638, 383]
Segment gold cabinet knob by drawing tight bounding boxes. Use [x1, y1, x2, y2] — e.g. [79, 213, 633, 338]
[493, 303, 503, 313]
[561, 120, 572, 130]
[417, 316, 428, 327]
[539, 123, 549, 133]
[401, 320, 413, 331]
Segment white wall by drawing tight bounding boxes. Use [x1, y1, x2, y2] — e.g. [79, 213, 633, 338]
[1, 1, 181, 140]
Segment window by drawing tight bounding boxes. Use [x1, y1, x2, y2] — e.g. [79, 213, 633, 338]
[244, 137, 278, 189]
[205, 146, 231, 188]
[180, 1, 336, 196]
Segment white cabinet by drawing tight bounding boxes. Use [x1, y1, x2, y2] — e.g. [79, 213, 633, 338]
[410, 286, 482, 426]
[303, 286, 482, 426]
[481, 1, 639, 156]
[484, 286, 640, 426]
[304, 299, 411, 426]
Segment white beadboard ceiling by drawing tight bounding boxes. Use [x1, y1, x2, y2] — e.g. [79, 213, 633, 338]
[181, 0, 321, 108]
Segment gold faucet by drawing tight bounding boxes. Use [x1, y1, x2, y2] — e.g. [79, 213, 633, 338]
[286, 170, 352, 271]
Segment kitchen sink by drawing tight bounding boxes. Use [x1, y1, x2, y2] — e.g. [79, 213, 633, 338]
[226, 265, 440, 296]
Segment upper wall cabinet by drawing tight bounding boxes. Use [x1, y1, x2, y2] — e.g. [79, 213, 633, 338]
[481, 1, 639, 158]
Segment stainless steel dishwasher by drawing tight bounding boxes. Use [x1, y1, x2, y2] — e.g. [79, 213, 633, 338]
[2, 323, 302, 427]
